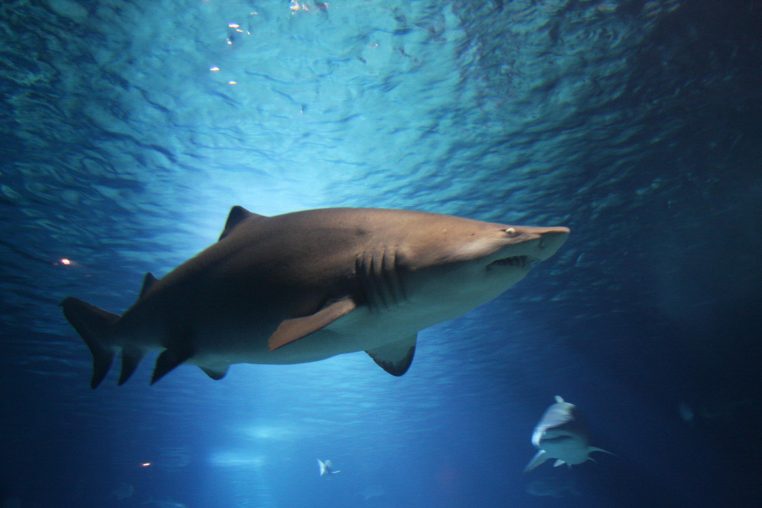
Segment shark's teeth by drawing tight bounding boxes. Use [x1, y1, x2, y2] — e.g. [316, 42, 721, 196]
[489, 255, 531, 268]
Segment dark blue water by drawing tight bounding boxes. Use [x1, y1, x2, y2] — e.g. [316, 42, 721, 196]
[2, 0, 761, 506]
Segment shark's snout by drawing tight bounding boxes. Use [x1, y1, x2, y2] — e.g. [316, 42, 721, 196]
[533, 227, 570, 261]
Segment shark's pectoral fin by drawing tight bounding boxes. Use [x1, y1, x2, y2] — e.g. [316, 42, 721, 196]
[151, 346, 193, 385]
[589, 446, 614, 457]
[218, 205, 267, 241]
[366, 335, 417, 376]
[524, 450, 548, 472]
[200, 366, 229, 380]
[268, 297, 357, 351]
[118, 346, 145, 385]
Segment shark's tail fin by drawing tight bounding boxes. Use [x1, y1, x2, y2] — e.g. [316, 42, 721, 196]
[61, 297, 120, 389]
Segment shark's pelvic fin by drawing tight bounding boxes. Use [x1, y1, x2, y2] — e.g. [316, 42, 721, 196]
[60, 297, 119, 389]
[589, 446, 614, 456]
[268, 297, 357, 351]
[118, 345, 145, 385]
[200, 366, 229, 380]
[553, 459, 566, 467]
[524, 450, 549, 472]
[218, 205, 267, 241]
[139, 272, 158, 299]
[366, 335, 417, 376]
[151, 346, 193, 385]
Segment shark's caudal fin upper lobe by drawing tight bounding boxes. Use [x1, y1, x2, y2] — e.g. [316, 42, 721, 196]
[61, 297, 119, 389]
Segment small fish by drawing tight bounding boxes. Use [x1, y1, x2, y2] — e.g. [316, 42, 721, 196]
[318, 458, 340, 476]
[525, 396, 612, 471]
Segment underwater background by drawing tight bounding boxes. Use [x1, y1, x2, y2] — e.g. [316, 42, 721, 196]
[1, 0, 761, 506]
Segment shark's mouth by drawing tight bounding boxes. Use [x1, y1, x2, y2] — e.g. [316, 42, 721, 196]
[488, 255, 532, 269]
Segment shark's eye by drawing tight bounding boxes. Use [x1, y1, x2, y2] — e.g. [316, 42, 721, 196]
[504, 227, 517, 236]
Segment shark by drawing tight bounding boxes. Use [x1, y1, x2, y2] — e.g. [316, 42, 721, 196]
[61, 207, 569, 387]
[317, 458, 340, 476]
[524, 396, 612, 471]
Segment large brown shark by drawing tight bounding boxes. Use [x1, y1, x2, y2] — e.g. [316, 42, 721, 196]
[61, 207, 569, 387]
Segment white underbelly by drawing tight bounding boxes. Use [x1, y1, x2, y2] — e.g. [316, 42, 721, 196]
[193, 300, 460, 367]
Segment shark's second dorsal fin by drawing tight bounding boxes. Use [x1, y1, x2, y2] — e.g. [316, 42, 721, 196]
[140, 272, 158, 298]
[366, 335, 417, 376]
[219, 205, 267, 241]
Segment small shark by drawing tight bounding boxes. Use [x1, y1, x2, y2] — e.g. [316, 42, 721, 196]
[525, 396, 611, 471]
[318, 458, 340, 476]
[62, 207, 569, 387]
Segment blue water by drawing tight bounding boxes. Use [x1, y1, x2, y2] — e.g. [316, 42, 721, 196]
[2, 0, 761, 506]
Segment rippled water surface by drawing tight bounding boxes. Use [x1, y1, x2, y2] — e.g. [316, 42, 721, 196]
[1, 1, 761, 506]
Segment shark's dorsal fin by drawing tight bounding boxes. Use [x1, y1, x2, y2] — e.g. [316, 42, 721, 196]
[268, 297, 357, 351]
[219, 205, 267, 241]
[554, 395, 565, 403]
[366, 335, 417, 376]
[140, 272, 158, 299]
[200, 366, 229, 380]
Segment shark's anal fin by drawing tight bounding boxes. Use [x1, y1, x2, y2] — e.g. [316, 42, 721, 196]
[218, 206, 267, 241]
[139, 272, 158, 299]
[268, 297, 357, 351]
[366, 335, 417, 376]
[151, 345, 194, 385]
[524, 450, 549, 472]
[200, 366, 229, 380]
[118, 346, 145, 385]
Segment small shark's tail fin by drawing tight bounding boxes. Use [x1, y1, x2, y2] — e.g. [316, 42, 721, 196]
[61, 297, 120, 389]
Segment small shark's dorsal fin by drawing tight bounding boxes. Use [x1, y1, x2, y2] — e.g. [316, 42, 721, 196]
[524, 450, 548, 472]
[200, 366, 228, 380]
[219, 205, 267, 241]
[366, 335, 417, 376]
[268, 297, 357, 351]
[118, 346, 145, 385]
[140, 272, 158, 299]
[554, 395, 565, 403]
